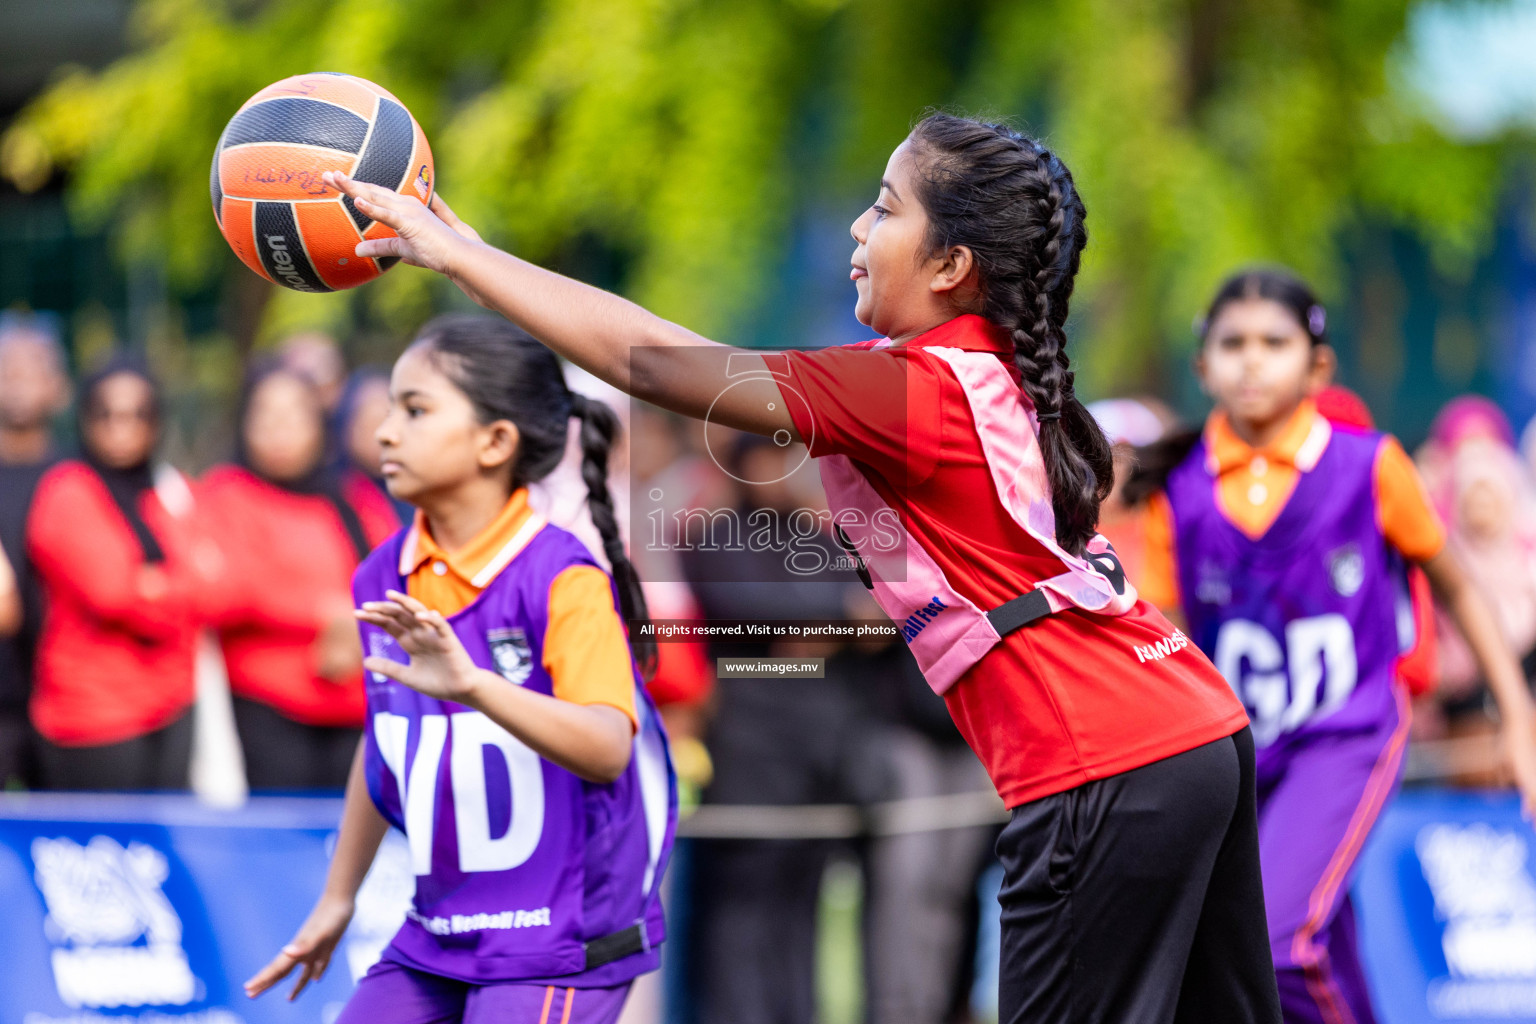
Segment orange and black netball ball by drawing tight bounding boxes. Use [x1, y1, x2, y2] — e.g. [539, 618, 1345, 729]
[211, 72, 434, 292]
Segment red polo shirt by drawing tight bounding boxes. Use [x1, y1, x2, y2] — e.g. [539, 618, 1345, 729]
[765, 314, 1248, 807]
[28, 462, 202, 746]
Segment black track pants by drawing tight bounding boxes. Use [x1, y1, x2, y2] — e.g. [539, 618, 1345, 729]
[996, 727, 1283, 1024]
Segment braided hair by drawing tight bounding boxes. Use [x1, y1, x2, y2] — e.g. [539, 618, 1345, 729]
[908, 113, 1110, 555]
[411, 314, 656, 677]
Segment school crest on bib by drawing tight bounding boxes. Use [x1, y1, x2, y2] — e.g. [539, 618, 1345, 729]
[1328, 543, 1365, 598]
[488, 627, 534, 685]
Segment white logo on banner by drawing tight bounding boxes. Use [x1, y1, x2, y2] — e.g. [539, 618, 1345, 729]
[31, 835, 200, 1009]
[1417, 823, 1536, 1017]
[344, 829, 414, 982]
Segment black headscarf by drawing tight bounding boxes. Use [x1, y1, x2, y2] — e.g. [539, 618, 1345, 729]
[237, 362, 371, 561]
[77, 358, 166, 564]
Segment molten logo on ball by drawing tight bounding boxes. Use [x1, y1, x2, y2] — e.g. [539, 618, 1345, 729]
[264, 235, 315, 292]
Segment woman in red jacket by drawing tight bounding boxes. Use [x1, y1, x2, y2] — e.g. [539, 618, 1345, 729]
[28, 359, 203, 790]
[201, 364, 397, 790]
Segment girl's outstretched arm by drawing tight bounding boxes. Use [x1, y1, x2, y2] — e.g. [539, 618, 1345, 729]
[244, 739, 389, 1001]
[1422, 548, 1536, 818]
[321, 171, 796, 439]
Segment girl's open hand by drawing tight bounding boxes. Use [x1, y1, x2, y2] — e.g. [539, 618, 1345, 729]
[320, 172, 481, 278]
[357, 590, 482, 704]
[244, 892, 354, 1002]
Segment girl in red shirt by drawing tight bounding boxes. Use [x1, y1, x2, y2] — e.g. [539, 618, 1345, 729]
[202, 364, 398, 789]
[29, 360, 202, 790]
[324, 113, 1279, 1022]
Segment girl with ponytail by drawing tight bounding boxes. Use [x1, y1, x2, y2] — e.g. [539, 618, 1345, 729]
[324, 114, 1276, 1022]
[1134, 268, 1536, 1024]
[246, 315, 676, 1024]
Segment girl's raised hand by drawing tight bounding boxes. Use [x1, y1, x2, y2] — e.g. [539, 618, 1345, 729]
[320, 172, 480, 277]
[357, 589, 482, 704]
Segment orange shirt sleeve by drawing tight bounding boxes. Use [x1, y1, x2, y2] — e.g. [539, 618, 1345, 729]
[1373, 436, 1446, 563]
[543, 565, 639, 731]
[1136, 492, 1183, 614]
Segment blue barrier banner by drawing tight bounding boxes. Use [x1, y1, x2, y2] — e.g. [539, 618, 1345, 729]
[0, 794, 413, 1024]
[4, 786, 1530, 1023]
[1357, 790, 1536, 1023]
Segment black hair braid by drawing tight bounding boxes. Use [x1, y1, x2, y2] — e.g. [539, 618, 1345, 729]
[571, 393, 657, 679]
[1013, 148, 1069, 420]
[412, 313, 655, 677]
[1012, 148, 1107, 553]
[909, 114, 1111, 554]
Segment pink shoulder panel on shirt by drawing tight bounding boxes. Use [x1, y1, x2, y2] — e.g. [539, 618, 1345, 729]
[815, 345, 1137, 695]
[925, 347, 1138, 614]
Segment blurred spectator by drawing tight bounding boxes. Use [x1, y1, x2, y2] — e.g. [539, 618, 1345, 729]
[678, 432, 989, 1024]
[627, 404, 716, 779]
[1430, 394, 1516, 450]
[28, 359, 202, 790]
[851, 633, 995, 1024]
[1520, 414, 1536, 482]
[1410, 396, 1536, 784]
[1432, 437, 1536, 709]
[681, 434, 872, 1024]
[1087, 397, 1169, 590]
[277, 330, 348, 415]
[200, 365, 397, 790]
[0, 313, 68, 788]
[1417, 395, 1516, 520]
[336, 367, 410, 525]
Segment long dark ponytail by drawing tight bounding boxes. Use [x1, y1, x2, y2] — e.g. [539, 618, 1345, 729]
[908, 113, 1110, 555]
[1122, 266, 1326, 504]
[412, 314, 656, 677]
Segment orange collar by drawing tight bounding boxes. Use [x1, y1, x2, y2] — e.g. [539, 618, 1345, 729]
[399, 488, 547, 588]
[1205, 400, 1332, 476]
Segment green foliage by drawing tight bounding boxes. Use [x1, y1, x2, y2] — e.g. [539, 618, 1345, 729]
[1, 0, 1513, 389]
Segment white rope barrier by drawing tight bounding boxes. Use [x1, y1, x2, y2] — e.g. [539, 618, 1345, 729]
[674, 738, 1516, 841]
[1402, 736, 1506, 782]
[676, 790, 1008, 840]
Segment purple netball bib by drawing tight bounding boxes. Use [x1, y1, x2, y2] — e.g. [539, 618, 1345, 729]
[352, 524, 677, 986]
[1165, 424, 1406, 767]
